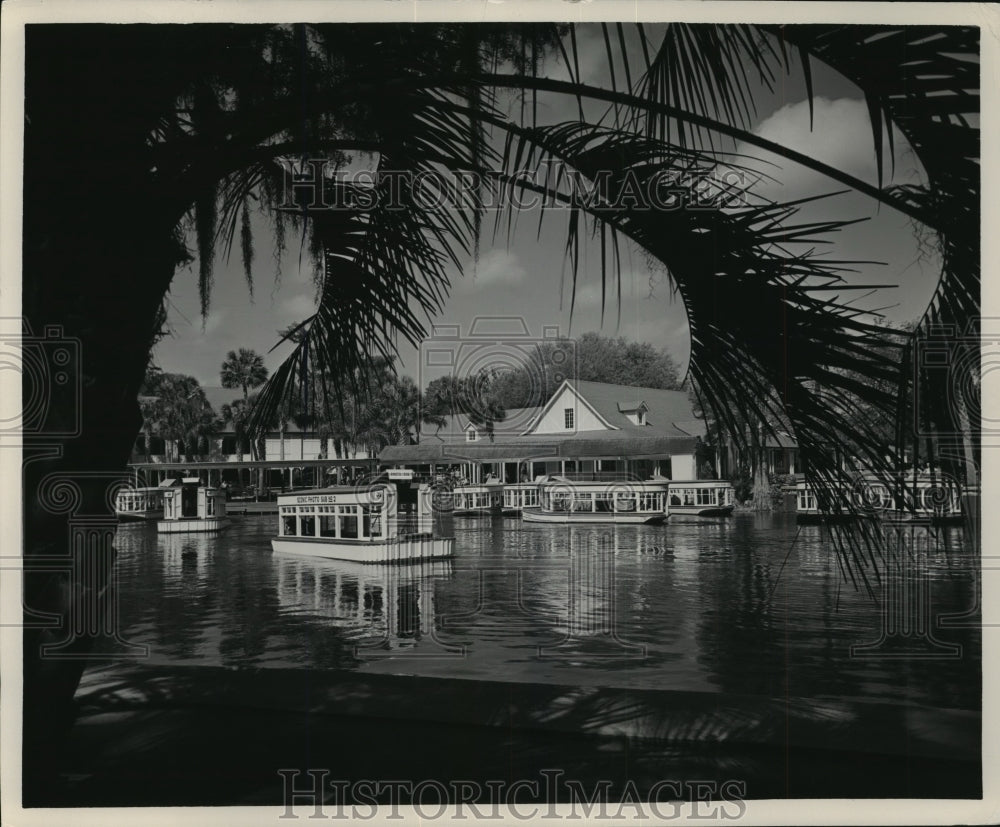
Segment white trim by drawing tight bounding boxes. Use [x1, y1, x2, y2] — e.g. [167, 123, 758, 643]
[519, 380, 618, 436]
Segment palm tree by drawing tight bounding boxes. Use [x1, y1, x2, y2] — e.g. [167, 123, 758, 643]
[220, 348, 268, 402]
[357, 375, 426, 451]
[151, 374, 217, 462]
[20, 21, 979, 798]
[220, 398, 252, 488]
[220, 349, 267, 489]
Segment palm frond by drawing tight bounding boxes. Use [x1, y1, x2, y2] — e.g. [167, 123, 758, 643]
[494, 120, 909, 587]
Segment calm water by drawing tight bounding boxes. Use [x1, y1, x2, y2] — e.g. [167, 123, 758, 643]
[101, 513, 981, 711]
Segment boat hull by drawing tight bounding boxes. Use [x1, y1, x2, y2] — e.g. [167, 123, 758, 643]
[271, 535, 454, 563]
[521, 507, 666, 525]
[157, 518, 231, 534]
[116, 510, 163, 523]
[796, 511, 963, 526]
[453, 507, 503, 517]
[668, 505, 734, 522]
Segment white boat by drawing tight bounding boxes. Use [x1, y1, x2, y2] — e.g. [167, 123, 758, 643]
[788, 471, 963, 525]
[666, 481, 735, 521]
[452, 475, 505, 516]
[271, 482, 454, 564]
[854, 470, 963, 525]
[115, 484, 167, 522]
[522, 478, 669, 525]
[502, 480, 542, 514]
[157, 478, 231, 533]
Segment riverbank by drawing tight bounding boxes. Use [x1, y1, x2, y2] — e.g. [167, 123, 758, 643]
[34, 661, 981, 807]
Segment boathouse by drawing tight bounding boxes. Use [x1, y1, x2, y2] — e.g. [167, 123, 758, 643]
[380, 379, 708, 483]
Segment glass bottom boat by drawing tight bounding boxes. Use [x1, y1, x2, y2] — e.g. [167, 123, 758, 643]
[156, 479, 230, 533]
[502, 481, 541, 514]
[452, 477, 505, 516]
[789, 471, 964, 525]
[271, 482, 454, 564]
[115, 485, 166, 522]
[666, 481, 736, 520]
[521, 479, 668, 525]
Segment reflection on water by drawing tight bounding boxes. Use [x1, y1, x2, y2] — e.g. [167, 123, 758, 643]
[103, 514, 980, 710]
[274, 556, 460, 657]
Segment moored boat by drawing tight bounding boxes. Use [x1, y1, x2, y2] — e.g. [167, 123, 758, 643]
[115, 483, 168, 522]
[502, 480, 541, 514]
[853, 470, 963, 525]
[271, 482, 454, 563]
[666, 481, 735, 521]
[522, 478, 668, 525]
[452, 476, 505, 516]
[157, 478, 231, 533]
[788, 470, 964, 525]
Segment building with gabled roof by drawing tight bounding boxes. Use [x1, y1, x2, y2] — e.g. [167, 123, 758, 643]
[382, 379, 709, 483]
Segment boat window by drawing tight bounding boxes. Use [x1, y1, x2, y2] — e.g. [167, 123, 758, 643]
[282, 515, 297, 536]
[207, 497, 215, 516]
[594, 494, 614, 513]
[697, 488, 714, 506]
[300, 515, 316, 537]
[639, 492, 657, 511]
[615, 493, 636, 512]
[320, 515, 337, 537]
[362, 505, 381, 538]
[572, 494, 593, 512]
[550, 492, 570, 511]
[339, 506, 359, 539]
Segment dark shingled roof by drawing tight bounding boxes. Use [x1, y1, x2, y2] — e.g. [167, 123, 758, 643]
[566, 380, 705, 437]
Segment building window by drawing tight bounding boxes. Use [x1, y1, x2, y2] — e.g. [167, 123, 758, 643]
[466, 428, 478, 442]
[564, 408, 574, 429]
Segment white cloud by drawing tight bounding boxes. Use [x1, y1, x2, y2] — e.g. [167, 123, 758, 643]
[574, 283, 603, 308]
[201, 309, 227, 335]
[279, 292, 317, 318]
[736, 96, 924, 200]
[461, 249, 527, 290]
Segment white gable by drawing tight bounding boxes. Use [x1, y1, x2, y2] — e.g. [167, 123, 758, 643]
[523, 383, 614, 435]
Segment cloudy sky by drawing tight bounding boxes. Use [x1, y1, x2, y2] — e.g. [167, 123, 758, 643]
[152, 24, 942, 392]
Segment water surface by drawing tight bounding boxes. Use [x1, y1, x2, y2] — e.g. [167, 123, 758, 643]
[102, 513, 980, 711]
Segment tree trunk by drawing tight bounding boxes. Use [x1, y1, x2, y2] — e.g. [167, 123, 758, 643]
[750, 425, 772, 511]
[21, 26, 199, 801]
[22, 244, 181, 803]
[751, 454, 772, 511]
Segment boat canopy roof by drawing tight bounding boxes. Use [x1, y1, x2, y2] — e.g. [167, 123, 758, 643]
[276, 485, 391, 506]
[538, 478, 669, 491]
[281, 484, 390, 496]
